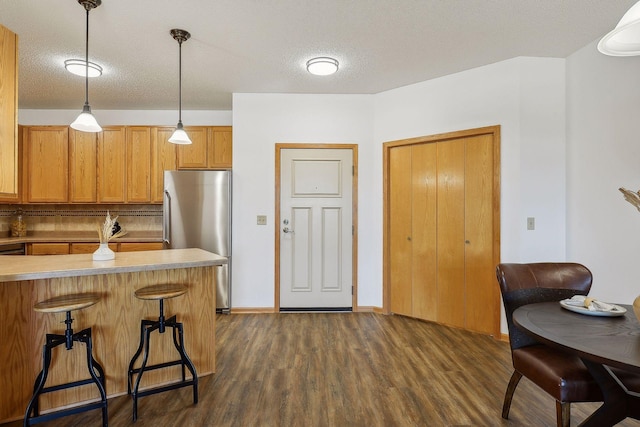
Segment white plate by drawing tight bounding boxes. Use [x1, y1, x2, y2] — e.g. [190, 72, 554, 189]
[559, 300, 627, 317]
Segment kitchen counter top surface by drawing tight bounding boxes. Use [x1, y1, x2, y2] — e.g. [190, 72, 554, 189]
[0, 230, 162, 244]
[0, 247, 226, 282]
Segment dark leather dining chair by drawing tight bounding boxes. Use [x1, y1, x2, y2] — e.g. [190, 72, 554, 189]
[496, 262, 638, 427]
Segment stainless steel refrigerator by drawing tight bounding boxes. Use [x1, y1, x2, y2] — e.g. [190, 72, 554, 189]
[163, 170, 232, 313]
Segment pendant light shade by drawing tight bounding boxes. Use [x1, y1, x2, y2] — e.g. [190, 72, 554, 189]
[71, 104, 102, 132]
[598, 1, 640, 56]
[169, 29, 191, 145]
[168, 122, 191, 145]
[70, 0, 102, 133]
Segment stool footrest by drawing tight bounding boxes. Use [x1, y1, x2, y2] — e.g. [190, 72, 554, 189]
[130, 359, 188, 376]
[25, 401, 107, 426]
[40, 377, 103, 395]
[135, 378, 198, 399]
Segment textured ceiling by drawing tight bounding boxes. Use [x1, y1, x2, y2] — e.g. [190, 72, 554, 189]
[0, 0, 635, 111]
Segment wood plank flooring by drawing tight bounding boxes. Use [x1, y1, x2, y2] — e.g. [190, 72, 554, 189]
[7, 313, 640, 426]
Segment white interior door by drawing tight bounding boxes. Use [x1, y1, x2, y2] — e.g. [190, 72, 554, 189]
[280, 148, 353, 309]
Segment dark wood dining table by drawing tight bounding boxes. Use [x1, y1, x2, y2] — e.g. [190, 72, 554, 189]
[513, 301, 640, 427]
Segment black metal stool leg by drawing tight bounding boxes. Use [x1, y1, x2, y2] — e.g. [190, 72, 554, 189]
[128, 319, 151, 395]
[24, 339, 54, 426]
[80, 329, 108, 427]
[173, 321, 198, 404]
[132, 323, 155, 422]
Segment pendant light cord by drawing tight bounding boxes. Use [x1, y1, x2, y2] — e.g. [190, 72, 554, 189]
[178, 38, 183, 123]
[84, 5, 90, 107]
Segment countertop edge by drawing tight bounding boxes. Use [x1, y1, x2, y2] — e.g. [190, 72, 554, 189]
[0, 248, 227, 282]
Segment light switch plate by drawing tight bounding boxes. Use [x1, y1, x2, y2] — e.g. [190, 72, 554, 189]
[257, 215, 267, 225]
[527, 217, 535, 230]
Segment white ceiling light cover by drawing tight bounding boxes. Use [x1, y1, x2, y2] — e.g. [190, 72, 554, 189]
[65, 59, 103, 77]
[306, 57, 339, 76]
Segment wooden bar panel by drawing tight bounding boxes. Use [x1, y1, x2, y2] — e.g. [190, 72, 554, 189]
[0, 266, 215, 423]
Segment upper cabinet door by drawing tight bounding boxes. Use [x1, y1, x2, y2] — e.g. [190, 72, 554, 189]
[97, 126, 127, 203]
[23, 126, 69, 203]
[69, 129, 97, 203]
[176, 126, 208, 169]
[176, 126, 232, 170]
[208, 126, 232, 169]
[126, 126, 152, 203]
[0, 25, 18, 200]
[151, 126, 177, 203]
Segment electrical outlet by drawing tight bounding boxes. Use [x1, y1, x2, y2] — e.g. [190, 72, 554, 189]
[527, 217, 535, 230]
[257, 215, 267, 225]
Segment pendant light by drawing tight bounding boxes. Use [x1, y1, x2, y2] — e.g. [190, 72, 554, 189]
[168, 29, 192, 145]
[70, 0, 102, 133]
[598, 1, 640, 56]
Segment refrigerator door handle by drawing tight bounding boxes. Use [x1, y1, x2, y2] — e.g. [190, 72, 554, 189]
[163, 189, 172, 245]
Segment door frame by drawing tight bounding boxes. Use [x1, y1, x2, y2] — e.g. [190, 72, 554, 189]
[382, 125, 501, 336]
[275, 143, 358, 312]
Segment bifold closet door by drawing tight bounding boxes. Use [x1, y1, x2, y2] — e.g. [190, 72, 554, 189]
[463, 133, 496, 334]
[436, 139, 466, 328]
[411, 143, 437, 322]
[389, 145, 412, 316]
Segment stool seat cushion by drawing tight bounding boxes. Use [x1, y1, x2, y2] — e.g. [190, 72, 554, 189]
[34, 293, 101, 313]
[134, 284, 188, 300]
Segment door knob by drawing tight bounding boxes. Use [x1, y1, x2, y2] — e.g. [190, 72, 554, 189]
[283, 227, 294, 234]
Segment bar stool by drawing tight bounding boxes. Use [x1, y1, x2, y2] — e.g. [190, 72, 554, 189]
[25, 293, 107, 427]
[127, 284, 198, 421]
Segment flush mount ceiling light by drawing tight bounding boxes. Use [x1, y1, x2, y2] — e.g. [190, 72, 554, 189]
[598, 1, 640, 56]
[70, 0, 102, 133]
[168, 28, 192, 145]
[306, 57, 339, 76]
[64, 59, 102, 77]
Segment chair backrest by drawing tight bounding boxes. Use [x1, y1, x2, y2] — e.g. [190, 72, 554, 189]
[496, 263, 592, 350]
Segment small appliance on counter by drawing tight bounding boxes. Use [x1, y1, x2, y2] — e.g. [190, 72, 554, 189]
[163, 170, 232, 313]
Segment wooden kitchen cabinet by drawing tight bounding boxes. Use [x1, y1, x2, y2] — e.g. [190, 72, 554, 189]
[176, 126, 208, 169]
[22, 126, 69, 203]
[126, 126, 152, 202]
[177, 126, 232, 170]
[118, 242, 164, 252]
[0, 24, 19, 201]
[208, 126, 232, 168]
[97, 126, 126, 203]
[39, 242, 161, 255]
[27, 243, 70, 255]
[151, 126, 178, 203]
[70, 242, 117, 254]
[69, 129, 98, 203]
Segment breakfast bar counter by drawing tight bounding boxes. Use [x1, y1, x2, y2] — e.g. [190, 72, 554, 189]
[0, 248, 226, 423]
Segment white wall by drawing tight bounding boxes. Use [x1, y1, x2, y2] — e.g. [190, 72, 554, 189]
[231, 94, 375, 308]
[567, 40, 640, 304]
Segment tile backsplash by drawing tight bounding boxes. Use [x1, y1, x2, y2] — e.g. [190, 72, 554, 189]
[0, 205, 162, 234]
